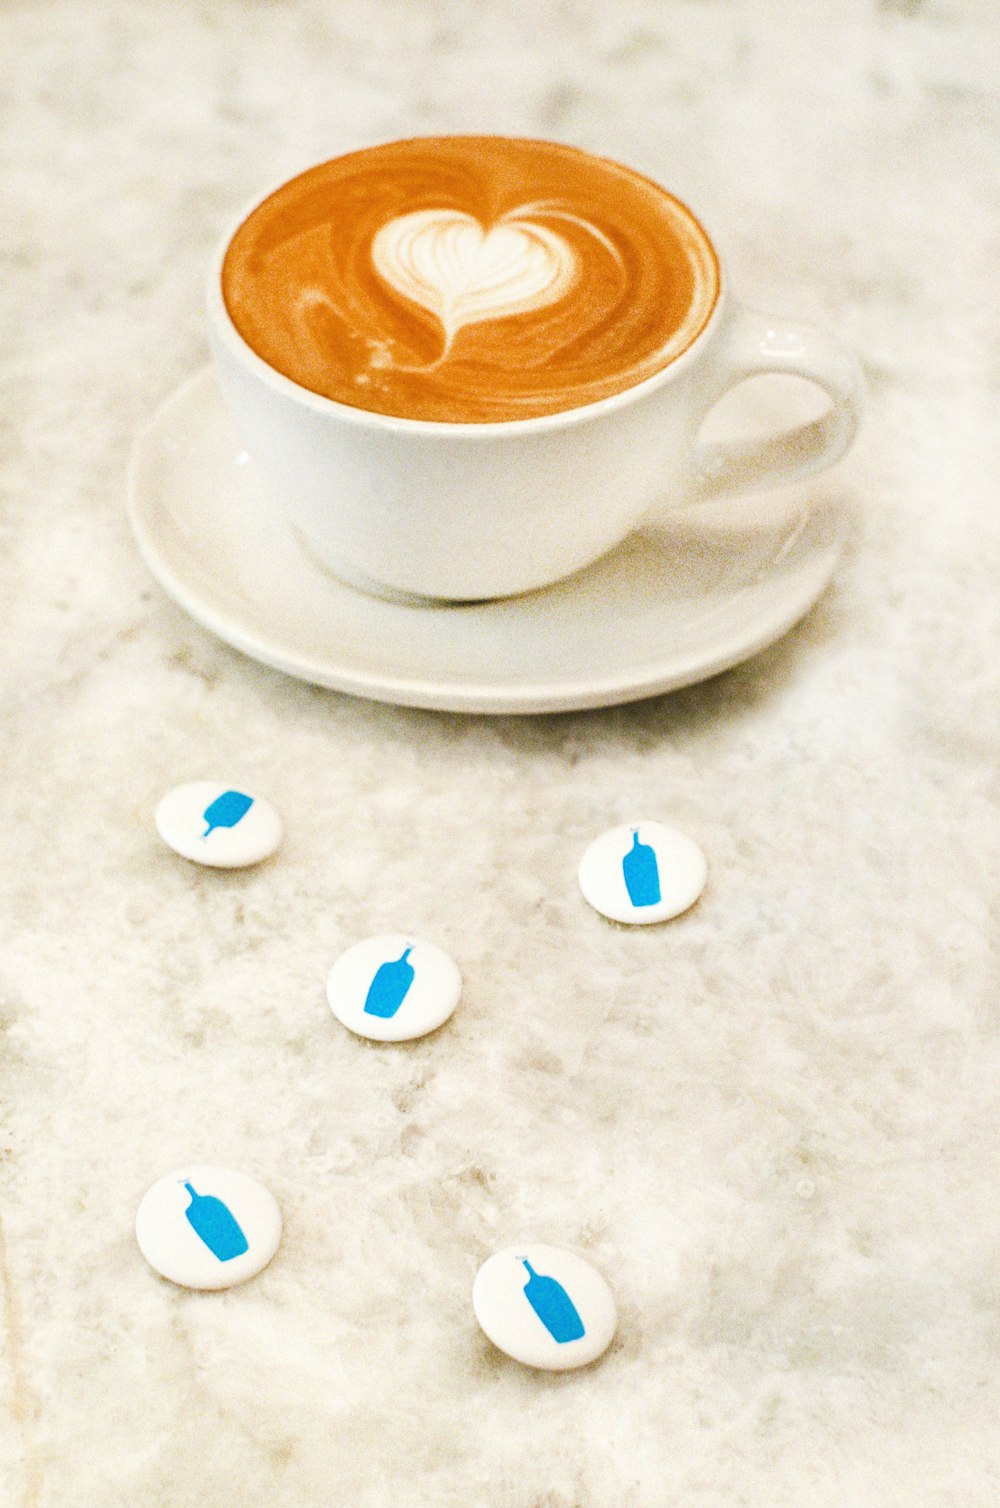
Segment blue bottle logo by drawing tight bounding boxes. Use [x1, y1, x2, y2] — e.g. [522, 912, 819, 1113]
[520, 1258, 586, 1343]
[202, 790, 254, 840]
[182, 1182, 249, 1262]
[364, 947, 415, 1018]
[622, 828, 661, 908]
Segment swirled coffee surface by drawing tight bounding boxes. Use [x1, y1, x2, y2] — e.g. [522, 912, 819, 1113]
[221, 137, 720, 423]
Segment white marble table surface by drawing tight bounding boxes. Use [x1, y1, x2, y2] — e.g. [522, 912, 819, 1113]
[2, 2, 999, 1504]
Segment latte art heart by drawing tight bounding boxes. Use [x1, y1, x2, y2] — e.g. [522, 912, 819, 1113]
[371, 209, 578, 352]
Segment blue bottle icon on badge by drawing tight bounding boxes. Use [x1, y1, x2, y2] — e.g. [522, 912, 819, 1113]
[364, 947, 415, 1019]
[520, 1259, 586, 1344]
[202, 789, 254, 840]
[622, 828, 661, 908]
[182, 1182, 249, 1262]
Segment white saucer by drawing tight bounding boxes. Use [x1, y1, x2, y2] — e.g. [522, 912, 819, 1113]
[128, 368, 846, 715]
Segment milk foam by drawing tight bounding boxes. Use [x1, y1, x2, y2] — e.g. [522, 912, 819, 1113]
[371, 209, 579, 356]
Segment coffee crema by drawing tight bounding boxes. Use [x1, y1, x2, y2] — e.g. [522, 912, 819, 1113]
[221, 137, 721, 424]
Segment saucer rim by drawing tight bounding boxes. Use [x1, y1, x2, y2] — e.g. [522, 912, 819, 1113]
[127, 367, 845, 715]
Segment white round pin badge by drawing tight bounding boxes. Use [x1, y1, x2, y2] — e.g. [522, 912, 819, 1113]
[473, 1244, 617, 1370]
[155, 781, 282, 867]
[578, 821, 707, 924]
[326, 934, 462, 1042]
[135, 1165, 282, 1290]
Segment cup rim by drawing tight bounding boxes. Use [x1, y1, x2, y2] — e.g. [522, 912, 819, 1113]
[206, 134, 727, 440]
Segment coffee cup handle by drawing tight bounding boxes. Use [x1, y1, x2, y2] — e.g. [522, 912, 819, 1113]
[685, 305, 865, 505]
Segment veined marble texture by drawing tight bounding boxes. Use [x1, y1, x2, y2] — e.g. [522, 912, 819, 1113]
[2, 1, 999, 1505]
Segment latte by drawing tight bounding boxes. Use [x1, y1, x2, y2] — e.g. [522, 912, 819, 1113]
[221, 136, 720, 424]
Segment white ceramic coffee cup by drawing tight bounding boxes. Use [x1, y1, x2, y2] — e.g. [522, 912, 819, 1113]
[207, 170, 864, 603]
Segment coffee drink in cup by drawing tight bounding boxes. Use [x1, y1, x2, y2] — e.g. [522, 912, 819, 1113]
[221, 136, 720, 423]
[209, 135, 863, 601]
